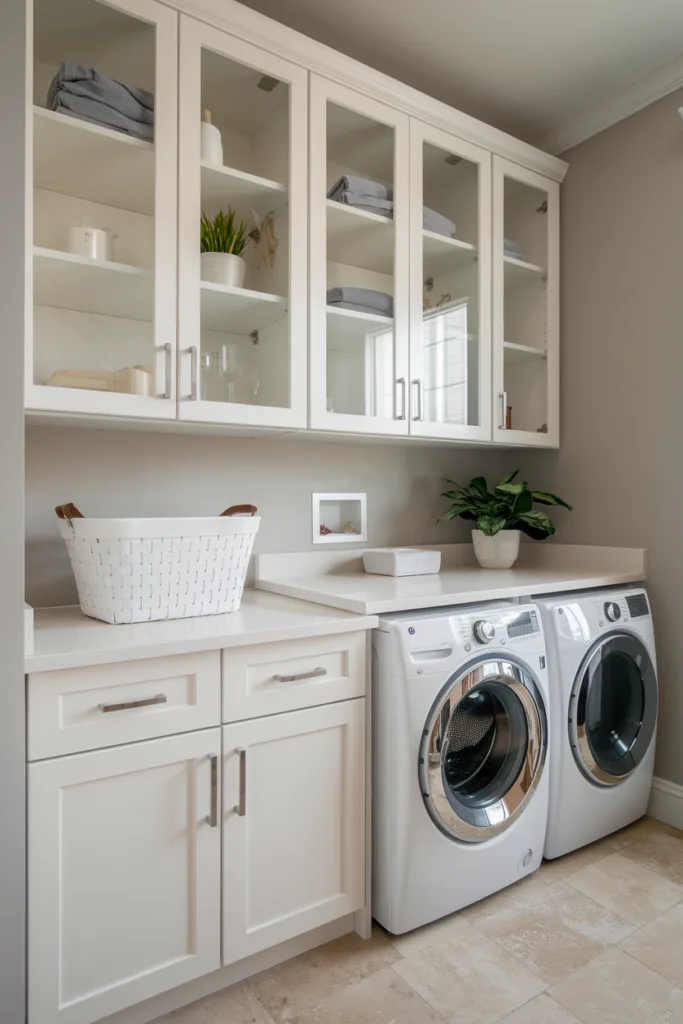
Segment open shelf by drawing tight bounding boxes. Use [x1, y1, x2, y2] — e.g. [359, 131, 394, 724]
[327, 305, 393, 326]
[326, 200, 394, 274]
[201, 161, 288, 212]
[503, 255, 545, 288]
[200, 280, 287, 333]
[33, 247, 153, 320]
[33, 107, 155, 216]
[503, 341, 547, 363]
[423, 231, 476, 276]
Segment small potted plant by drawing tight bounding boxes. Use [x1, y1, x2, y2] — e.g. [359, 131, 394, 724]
[200, 208, 248, 287]
[440, 471, 572, 569]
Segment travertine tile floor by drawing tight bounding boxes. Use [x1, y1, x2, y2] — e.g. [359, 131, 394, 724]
[156, 817, 683, 1024]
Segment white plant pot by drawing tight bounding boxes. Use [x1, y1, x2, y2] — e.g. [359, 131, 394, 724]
[472, 529, 521, 569]
[201, 252, 246, 287]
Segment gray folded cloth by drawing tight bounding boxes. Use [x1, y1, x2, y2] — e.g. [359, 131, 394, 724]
[327, 175, 392, 202]
[423, 207, 456, 237]
[504, 238, 526, 261]
[328, 190, 455, 237]
[327, 287, 393, 318]
[47, 62, 154, 141]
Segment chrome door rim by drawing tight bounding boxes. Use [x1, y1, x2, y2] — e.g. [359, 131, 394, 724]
[419, 656, 548, 843]
[569, 631, 658, 787]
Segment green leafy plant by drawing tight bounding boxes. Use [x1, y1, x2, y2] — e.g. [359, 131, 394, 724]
[200, 208, 248, 255]
[440, 471, 572, 539]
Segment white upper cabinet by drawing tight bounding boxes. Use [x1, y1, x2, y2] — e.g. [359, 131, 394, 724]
[177, 17, 308, 428]
[309, 77, 411, 435]
[492, 158, 560, 446]
[27, 0, 178, 419]
[408, 121, 492, 441]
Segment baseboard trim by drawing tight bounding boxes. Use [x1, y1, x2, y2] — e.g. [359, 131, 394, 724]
[648, 776, 683, 830]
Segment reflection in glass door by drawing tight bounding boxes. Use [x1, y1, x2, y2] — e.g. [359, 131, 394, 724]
[29, 0, 178, 418]
[310, 78, 410, 434]
[493, 158, 559, 445]
[178, 17, 307, 427]
[409, 124, 491, 439]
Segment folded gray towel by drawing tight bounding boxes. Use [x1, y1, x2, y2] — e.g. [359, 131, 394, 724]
[503, 238, 526, 261]
[328, 192, 455, 237]
[47, 62, 154, 141]
[423, 207, 455, 237]
[327, 175, 392, 202]
[327, 287, 393, 317]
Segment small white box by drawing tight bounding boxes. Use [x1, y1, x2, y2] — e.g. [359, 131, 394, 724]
[362, 548, 441, 577]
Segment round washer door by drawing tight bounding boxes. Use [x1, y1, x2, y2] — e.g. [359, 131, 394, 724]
[419, 657, 548, 843]
[570, 632, 657, 786]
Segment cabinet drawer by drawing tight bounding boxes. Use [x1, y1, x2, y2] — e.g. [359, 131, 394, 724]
[222, 631, 366, 722]
[28, 651, 221, 760]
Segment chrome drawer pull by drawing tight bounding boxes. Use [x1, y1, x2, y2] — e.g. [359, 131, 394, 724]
[273, 667, 327, 683]
[98, 693, 167, 713]
[206, 753, 218, 827]
[234, 747, 246, 817]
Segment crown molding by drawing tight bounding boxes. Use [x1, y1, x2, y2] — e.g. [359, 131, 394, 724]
[172, 0, 568, 181]
[540, 52, 683, 156]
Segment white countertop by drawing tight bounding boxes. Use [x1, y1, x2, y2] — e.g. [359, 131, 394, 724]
[255, 544, 647, 616]
[26, 590, 378, 674]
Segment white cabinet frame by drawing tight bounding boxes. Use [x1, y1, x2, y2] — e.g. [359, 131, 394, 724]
[309, 76, 411, 435]
[492, 157, 560, 447]
[408, 120, 492, 440]
[177, 16, 308, 428]
[25, 0, 179, 420]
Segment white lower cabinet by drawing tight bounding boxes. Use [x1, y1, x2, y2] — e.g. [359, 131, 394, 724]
[222, 699, 366, 965]
[28, 729, 222, 1024]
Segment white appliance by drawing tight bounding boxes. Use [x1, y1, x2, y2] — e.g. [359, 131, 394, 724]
[535, 587, 657, 859]
[372, 602, 550, 935]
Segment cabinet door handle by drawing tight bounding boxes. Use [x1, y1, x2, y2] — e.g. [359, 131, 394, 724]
[206, 753, 218, 827]
[273, 667, 327, 683]
[234, 747, 246, 817]
[395, 377, 406, 420]
[499, 391, 508, 430]
[190, 346, 199, 400]
[98, 693, 167, 713]
[162, 342, 172, 400]
[412, 378, 424, 421]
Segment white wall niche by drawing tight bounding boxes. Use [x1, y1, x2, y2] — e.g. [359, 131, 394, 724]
[312, 492, 367, 544]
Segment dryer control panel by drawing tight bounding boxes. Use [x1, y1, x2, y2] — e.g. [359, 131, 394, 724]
[547, 588, 652, 646]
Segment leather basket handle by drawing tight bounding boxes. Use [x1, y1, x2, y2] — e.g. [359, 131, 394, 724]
[55, 503, 85, 520]
[220, 504, 258, 517]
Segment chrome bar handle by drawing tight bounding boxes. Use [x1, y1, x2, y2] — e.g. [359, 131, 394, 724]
[98, 693, 167, 713]
[412, 379, 424, 421]
[206, 753, 218, 827]
[500, 391, 508, 430]
[395, 377, 406, 420]
[190, 345, 199, 400]
[274, 667, 327, 683]
[234, 747, 246, 817]
[162, 342, 172, 400]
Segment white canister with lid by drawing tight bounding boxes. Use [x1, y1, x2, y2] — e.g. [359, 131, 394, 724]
[201, 108, 224, 166]
[68, 226, 117, 262]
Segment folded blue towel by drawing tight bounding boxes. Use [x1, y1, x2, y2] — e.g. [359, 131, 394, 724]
[504, 238, 526, 261]
[327, 287, 393, 318]
[328, 182, 456, 238]
[47, 62, 154, 141]
[327, 175, 392, 202]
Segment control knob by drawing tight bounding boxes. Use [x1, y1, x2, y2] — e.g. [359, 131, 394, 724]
[604, 601, 621, 622]
[473, 620, 496, 644]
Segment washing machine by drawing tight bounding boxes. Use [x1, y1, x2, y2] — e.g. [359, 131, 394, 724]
[535, 587, 658, 859]
[372, 601, 550, 935]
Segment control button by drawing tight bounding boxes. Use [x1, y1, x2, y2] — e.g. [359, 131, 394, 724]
[473, 620, 496, 644]
[604, 601, 622, 622]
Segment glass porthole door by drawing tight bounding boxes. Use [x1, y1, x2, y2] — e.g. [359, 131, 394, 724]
[420, 658, 548, 843]
[570, 634, 657, 786]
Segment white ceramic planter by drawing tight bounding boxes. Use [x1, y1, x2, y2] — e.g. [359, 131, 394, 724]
[472, 529, 521, 569]
[200, 252, 246, 287]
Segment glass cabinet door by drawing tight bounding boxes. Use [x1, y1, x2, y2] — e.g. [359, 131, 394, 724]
[309, 77, 410, 435]
[177, 17, 307, 428]
[493, 157, 559, 445]
[408, 122, 491, 439]
[28, 0, 178, 419]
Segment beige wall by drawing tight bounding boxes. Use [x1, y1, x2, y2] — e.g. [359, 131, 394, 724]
[521, 89, 683, 785]
[25, 425, 504, 607]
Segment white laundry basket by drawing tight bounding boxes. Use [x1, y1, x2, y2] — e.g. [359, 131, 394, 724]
[56, 503, 261, 624]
